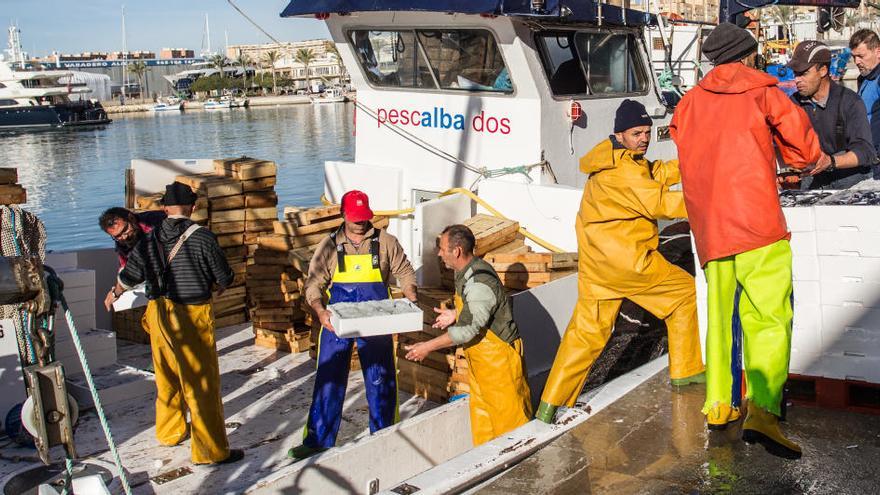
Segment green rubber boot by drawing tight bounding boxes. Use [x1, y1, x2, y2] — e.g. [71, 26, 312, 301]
[287, 444, 327, 461]
[535, 401, 559, 424]
[671, 371, 706, 387]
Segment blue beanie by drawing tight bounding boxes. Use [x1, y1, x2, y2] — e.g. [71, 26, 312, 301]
[614, 99, 652, 133]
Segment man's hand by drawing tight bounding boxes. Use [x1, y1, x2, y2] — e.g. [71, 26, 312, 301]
[103, 289, 118, 312]
[405, 342, 433, 362]
[432, 307, 457, 330]
[318, 309, 335, 332]
[807, 153, 833, 176]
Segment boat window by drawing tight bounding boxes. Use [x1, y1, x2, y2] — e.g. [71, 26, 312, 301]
[350, 31, 434, 89]
[349, 29, 511, 93]
[536, 33, 588, 96]
[537, 31, 648, 96]
[416, 30, 511, 92]
[0, 99, 17, 107]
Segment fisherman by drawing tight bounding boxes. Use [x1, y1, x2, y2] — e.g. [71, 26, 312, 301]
[789, 40, 876, 189]
[110, 181, 244, 465]
[670, 23, 825, 459]
[99, 207, 166, 311]
[535, 99, 705, 425]
[290, 190, 418, 460]
[851, 29, 880, 173]
[405, 224, 531, 445]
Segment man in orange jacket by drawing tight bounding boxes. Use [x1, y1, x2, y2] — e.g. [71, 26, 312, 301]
[670, 23, 827, 459]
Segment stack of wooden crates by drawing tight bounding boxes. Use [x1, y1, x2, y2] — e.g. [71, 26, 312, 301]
[0, 168, 26, 204]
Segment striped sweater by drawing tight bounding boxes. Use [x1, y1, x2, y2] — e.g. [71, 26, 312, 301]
[119, 217, 234, 305]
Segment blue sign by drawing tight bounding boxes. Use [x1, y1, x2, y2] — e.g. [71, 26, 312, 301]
[58, 58, 206, 69]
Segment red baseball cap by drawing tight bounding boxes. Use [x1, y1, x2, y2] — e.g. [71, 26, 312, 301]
[340, 190, 373, 223]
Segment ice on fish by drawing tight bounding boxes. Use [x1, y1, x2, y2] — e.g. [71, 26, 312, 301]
[330, 299, 420, 319]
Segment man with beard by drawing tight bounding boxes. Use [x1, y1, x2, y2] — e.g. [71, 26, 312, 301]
[851, 29, 880, 177]
[100, 207, 165, 311]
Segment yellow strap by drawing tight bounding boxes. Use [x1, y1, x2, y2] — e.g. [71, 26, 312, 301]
[320, 187, 565, 253]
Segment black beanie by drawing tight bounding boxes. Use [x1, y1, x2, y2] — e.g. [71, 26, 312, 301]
[702, 22, 758, 65]
[161, 181, 198, 206]
[614, 99, 652, 133]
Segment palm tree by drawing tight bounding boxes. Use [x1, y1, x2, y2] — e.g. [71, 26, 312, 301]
[262, 50, 280, 95]
[326, 43, 347, 85]
[768, 6, 795, 44]
[295, 48, 316, 93]
[209, 54, 228, 78]
[236, 52, 252, 93]
[128, 60, 148, 102]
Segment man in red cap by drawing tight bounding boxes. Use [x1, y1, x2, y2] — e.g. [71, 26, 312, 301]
[290, 190, 418, 460]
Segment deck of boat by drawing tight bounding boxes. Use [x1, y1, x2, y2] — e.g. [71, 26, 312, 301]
[475, 371, 880, 494]
[0, 323, 436, 494]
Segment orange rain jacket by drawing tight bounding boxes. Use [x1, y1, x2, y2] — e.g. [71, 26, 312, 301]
[670, 63, 821, 265]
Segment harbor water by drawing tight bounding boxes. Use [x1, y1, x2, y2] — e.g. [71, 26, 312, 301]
[0, 104, 354, 251]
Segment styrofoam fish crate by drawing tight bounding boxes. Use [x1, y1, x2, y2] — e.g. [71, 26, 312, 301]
[793, 255, 820, 281]
[790, 231, 817, 257]
[112, 285, 148, 311]
[782, 206, 816, 232]
[819, 281, 880, 309]
[820, 255, 880, 284]
[814, 203, 880, 233]
[45, 251, 78, 271]
[54, 328, 117, 376]
[817, 230, 880, 258]
[55, 312, 97, 337]
[62, 285, 95, 305]
[57, 269, 95, 289]
[808, 354, 880, 383]
[329, 299, 423, 338]
[821, 305, 880, 344]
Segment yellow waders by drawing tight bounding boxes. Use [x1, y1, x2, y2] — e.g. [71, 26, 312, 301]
[455, 295, 532, 445]
[541, 265, 705, 407]
[142, 297, 230, 464]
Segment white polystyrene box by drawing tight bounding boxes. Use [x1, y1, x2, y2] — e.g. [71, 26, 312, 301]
[793, 281, 820, 308]
[792, 255, 820, 281]
[820, 281, 880, 309]
[54, 313, 97, 337]
[329, 299, 423, 338]
[808, 354, 880, 383]
[112, 285, 148, 311]
[819, 255, 880, 284]
[792, 303, 822, 358]
[62, 285, 95, 305]
[821, 304, 880, 346]
[817, 230, 880, 258]
[57, 269, 95, 290]
[782, 207, 815, 232]
[814, 204, 880, 233]
[45, 251, 78, 271]
[789, 231, 817, 257]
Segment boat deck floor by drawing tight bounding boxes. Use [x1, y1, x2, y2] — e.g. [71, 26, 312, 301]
[0, 324, 437, 494]
[477, 371, 880, 494]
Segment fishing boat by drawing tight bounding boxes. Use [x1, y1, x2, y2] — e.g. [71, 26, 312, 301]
[1, 0, 877, 493]
[203, 98, 232, 110]
[149, 97, 184, 112]
[310, 87, 347, 104]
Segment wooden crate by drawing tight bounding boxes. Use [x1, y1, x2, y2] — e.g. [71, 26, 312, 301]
[111, 306, 150, 345]
[462, 214, 519, 256]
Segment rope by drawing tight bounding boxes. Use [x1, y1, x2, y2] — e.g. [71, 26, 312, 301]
[61, 457, 74, 495]
[59, 294, 133, 495]
[321, 188, 567, 253]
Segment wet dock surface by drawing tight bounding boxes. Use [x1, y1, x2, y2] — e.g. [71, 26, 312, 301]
[478, 371, 880, 494]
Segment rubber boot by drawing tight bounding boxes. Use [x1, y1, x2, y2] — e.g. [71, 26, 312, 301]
[671, 371, 706, 387]
[535, 401, 558, 424]
[705, 402, 741, 430]
[742, 405, 802, 460]
[287, 444, 327, 461]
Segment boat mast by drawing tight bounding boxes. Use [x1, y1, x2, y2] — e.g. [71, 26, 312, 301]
[122, 5, 127, 100]
[206, 14, 212, 56]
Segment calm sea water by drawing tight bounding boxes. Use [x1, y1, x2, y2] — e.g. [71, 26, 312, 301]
[0, 104, 355, 251]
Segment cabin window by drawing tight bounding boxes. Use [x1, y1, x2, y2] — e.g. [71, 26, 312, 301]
[538, 31, 648, 97]
[349, 29, 512, 93]
[0, 99, 17, 107]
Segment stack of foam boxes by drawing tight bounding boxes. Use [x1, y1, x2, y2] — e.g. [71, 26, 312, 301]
[812, 200, 880, 383]
[693, 196, 880, 385]
[692, 206, 822, 374]
[46, 252, 117, 377]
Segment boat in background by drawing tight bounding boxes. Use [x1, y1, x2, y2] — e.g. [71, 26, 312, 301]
[220, 94, 249, 108]
[203, 98, 231, 110]
[310, 87, 346, 104]
[149, 96, 184, 112]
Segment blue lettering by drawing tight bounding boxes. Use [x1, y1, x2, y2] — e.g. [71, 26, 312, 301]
[454, 115, 464, 130]
[421, 112, 431, 127]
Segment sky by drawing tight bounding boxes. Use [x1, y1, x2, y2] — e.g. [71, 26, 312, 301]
[2, 0, 330, 57]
